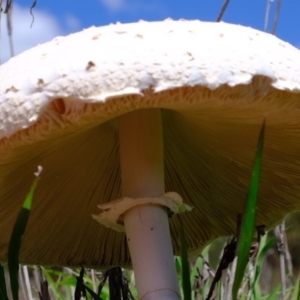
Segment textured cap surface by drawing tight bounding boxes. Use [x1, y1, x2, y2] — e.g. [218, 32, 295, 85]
[1, 20, 300, 267]
[1, 19, 300, 139]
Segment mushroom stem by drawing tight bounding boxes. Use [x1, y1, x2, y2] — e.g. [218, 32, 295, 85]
[119, 109, 180, 300]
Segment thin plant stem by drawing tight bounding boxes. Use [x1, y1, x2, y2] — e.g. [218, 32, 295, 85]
[216, 0, 230, 22]
[64, 267, 75, 297]
[30, 0, 37, 28]
[222, 269, 229, 300]
[264, 0, 273, 31]
[33, 266, 42, 294]
[246, 274, 252, 300]
[221, 249, 230, 299]
[19, 265, 27, 300]
[6, 5, 14, 57]
[244, 261, 255, 300]
[283, 222, 294, 285]
[23, 266, 33, 300]
[91, 269, 97, 293]
[226, 214, 242, 300]
[271, 0, 282, 35]
[239, 263, 253, 300]
[274, 224, 287, 300]
[225, 257, 237, 300]
[3, 0, 12, 13]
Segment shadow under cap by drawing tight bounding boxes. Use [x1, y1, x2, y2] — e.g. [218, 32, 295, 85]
[0, 20, 300, 267]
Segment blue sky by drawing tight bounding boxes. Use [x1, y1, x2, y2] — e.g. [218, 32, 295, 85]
[2, 0, 300, 61]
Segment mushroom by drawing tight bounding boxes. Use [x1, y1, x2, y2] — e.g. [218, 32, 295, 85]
[1, 19, 300, 299]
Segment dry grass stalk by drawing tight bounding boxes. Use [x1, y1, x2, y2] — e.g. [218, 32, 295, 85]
[274, 224, 287, 300]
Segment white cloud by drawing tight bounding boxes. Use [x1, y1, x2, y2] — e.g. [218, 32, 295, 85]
[99, 0, 167, 16]
[0, 4, 80, 63]
[64, 14, 81, 31]
[100, 0, 126, 12]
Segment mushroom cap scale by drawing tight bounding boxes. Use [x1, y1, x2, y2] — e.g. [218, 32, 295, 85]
[0, 20, 300, 267]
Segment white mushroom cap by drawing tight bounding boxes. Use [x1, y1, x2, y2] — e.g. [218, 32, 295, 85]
[1, 20, 300, 139]
[1, 19, 300, 267]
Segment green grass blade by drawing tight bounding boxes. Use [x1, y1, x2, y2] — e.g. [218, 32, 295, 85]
[253, 237, 275, 287]
[265, 284, 281, 300]
[8, 176, 40, 300]
[232, 120, 266, 300]
[42, 268, 66, 300]
[84, 284, 103, 300]
[291, 269, 300, 300]
[0, 264, 9, 300]
[179, 218, 192, 300]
